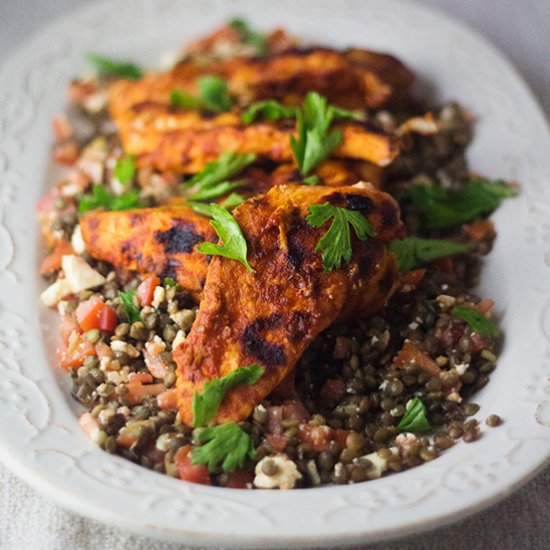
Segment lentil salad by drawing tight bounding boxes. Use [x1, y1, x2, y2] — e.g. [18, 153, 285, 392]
[38, 20, 515, 489]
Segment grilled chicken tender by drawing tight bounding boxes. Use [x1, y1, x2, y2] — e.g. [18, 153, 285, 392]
[174, 182, 405, 425]
[79, 206, 216, 300]
[108, 47, 410, 173]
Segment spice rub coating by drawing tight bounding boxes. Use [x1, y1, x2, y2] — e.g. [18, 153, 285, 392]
[79, 206, 217, 299]
[174, 182, 405, 425]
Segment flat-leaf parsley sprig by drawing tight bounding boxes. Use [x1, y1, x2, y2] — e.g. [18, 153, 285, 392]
[397, 397, 431, 433]
[197, 204, 255, 272]
[192, 364, 264, 427]
[306, 203, 376, 271]
[290, 92, 344, 177]
[451, 305, 499, 338]
[192, 422, 255, 472]
[170, 75, 233, 113]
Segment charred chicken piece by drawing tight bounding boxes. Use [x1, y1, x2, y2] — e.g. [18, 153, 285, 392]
[174, 182, 405, 425]
[79, 206, 216, 300]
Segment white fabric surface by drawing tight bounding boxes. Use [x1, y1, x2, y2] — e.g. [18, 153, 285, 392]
[0, 1, 549, 548]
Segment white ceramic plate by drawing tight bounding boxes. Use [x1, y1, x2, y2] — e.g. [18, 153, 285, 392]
[0, 0, 549, 547]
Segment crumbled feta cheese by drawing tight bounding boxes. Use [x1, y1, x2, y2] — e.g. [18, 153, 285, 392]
[171, 330, 186, 349]
[57, 300, 72, 316]
[40, 279, 73, 306]
[98, 409, 114, 425]
[395, 433, 418, 457]
[110, 176, 127, 196]
[83, 90, 107, 114]
[454, 362, 470, 376]
[155, 432, 175, 452]
[254, 455, 302, 490]
[145, 335, 166, 356]
[408, 321, 419, 330]
[170, 309, 195, 331]
[70, 225, 86, 254]
[361, 448, 398, 479]
[390, 407, 402, 417]
[152, 286, 165, 308]
[371, 335, 379, 345]
[379, 380, 389, 391]
[61, 255, 106, 292]
[60, 182, 82, 198]
[110, 340, 140, 358]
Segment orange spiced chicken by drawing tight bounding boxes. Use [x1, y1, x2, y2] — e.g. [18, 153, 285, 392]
[173, 182, 405, 425]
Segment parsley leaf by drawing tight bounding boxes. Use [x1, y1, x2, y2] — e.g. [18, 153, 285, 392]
[290, 92, 343, 176]
[397, 397, 431, 433]
[114, 155, 136, 185]
[119, 290, 141, 323]
[78, 184, 140, 214]
[451, 306, 499, 337]
[229, 18, 267, 55]
[197, 204, 255, 272]
[186, 151, 255, 191]
[170, 75, 232, 112]
[306, 203, 376, 271]
[241, 100, 298, 124]
[192, 422, 255, 472]
[404, 179, 517, 230]
[388, 237, 470, 271]
[192, 364, 264, 427]
[188, 192, 246, 217]
[86, 52, 143, 80]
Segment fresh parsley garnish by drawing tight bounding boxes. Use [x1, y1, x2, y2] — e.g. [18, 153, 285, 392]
[192, 364, 263, 427]
[290, 92, 346, 176]
[229, 18, 267, 55]
[397, 397, 431, 433]
[114, 155, 136, 185]
[188, 192, 246, 217]
[192, 422, 255, 472]
[86, 52, 143, 80]
[241, 99, 359, 125]
[389, 237, 470, 271]
[197, 204, 255, 272]
[451, 306, 499, 337]
[185, 151, 255, 200]
[119, 290, 141, 323]
[404, 179, 517, 230]
[78, 184, 140, 214]
[306, 203, 376, 271]
[170, 76, 232, 112]
[241, 100, 297, 124]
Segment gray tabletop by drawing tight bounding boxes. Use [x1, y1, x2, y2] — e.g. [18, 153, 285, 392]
[1, 1, 549, 549]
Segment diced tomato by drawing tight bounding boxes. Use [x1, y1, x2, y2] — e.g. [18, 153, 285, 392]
[124, 380, 165, 406]
[58, 333, 95, 370]
[319, 379, 346, 405]
[136, 276, 160, 307]
[393, 340, 441, 377]
[157, 388, 178, 410]
[470, 333, 489, 353]
[128, 372, 154, 384]
[76, 296, 104, 331]
[53, 141, 79, 166]
[298, 424, 332, 452]
[95, 341, 113, 361]
[226, 469, 254, 489]
[52, 114, 73, 142]
[439, 322, 466, 348]
[266, 434, 287, 452]
[98, 304, 118, 333]
[400, 268, 427, 290]
[40, 239, 74, 275]
[463, 219, 495, 242]
[174, 445, 211, 485]
[476, 299, 495, 315]
[282, 400, 311, 423]
[68, 80, 96, 104]
[78, 412, 99, 438]
[116, 425, 140, 448]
